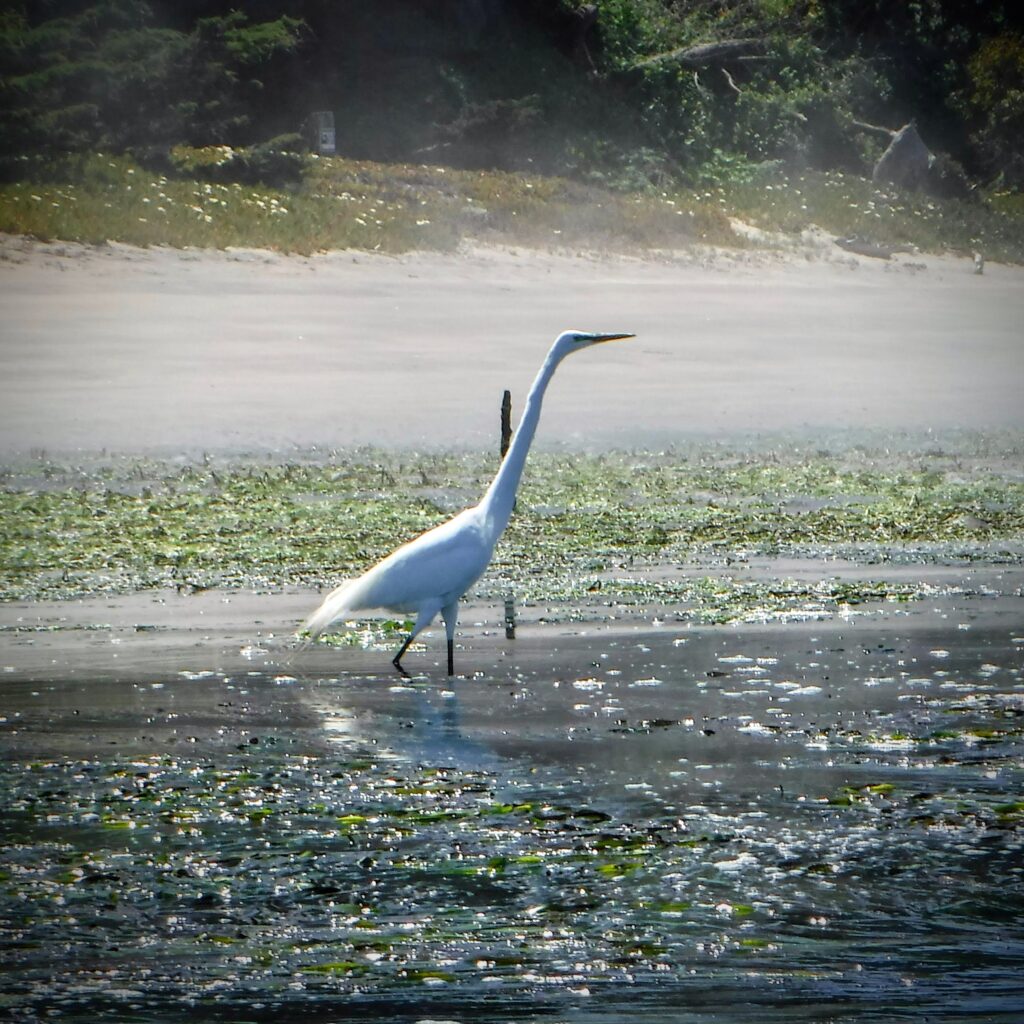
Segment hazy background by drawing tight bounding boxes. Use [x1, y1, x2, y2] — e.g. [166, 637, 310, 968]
[4, 1, 1022, 190]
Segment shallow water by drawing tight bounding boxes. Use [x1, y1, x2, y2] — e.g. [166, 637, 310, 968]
[2, 610, 1023, 1022]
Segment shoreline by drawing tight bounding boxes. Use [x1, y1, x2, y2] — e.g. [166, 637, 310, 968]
[2, 558, 1022, 759]
[2, 226, 1022, 1022]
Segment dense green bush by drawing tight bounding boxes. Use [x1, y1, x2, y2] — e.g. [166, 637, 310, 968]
[0, 3, 303, 160]
[961, 32, 1024, 187]
[1, 0, 1021, 191]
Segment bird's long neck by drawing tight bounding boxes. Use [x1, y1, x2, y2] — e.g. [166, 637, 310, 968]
[478, 345, 565, 541]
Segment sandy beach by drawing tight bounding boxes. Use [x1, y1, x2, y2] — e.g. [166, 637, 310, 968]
[2, 233, 1022, 455]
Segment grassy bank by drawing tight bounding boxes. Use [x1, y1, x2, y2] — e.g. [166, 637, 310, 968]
[0, 152, 734, 255]
[2, 445, 1022, 625]
[1, 151, 1022, 260]
[727, 171, 1024, 262]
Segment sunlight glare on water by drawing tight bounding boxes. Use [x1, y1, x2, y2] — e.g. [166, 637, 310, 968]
[1, 618, 1022, 1023]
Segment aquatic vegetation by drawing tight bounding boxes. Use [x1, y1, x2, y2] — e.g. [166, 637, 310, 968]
[1, 684, 1021, 1021]
[1, 446, 1021, 614]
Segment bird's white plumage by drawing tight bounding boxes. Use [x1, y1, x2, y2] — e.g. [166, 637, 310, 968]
[300, 329, 634, 672]
[302, 507, 490, 638]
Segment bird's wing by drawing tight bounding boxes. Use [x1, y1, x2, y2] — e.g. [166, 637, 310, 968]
[301, 508, 491, 639]
[357, 508, 492, 610]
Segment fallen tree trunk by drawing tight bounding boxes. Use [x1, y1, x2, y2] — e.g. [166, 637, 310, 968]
[634, 38, 765, 70]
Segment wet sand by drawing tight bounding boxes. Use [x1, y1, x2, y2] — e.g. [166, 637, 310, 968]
[3, 560, 1021, 764]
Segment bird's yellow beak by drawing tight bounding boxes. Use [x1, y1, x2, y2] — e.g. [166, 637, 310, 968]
[591, 332, 635, 344]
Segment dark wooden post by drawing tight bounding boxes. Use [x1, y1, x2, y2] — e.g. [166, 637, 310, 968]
[500, 389, 516, 640]
[500, 389, 512, 458]
[504, 595, 516, 640]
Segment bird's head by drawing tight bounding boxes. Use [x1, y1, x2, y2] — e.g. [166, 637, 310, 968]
[555, 329, 635, 357]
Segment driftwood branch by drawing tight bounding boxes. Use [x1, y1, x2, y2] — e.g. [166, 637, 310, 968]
[721, 67, 741, 95]
[634, 38, 764, 71]
[851, 118, 898, 138]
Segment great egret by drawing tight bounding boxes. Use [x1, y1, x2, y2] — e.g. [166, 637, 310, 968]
[301, 329, 635, 674]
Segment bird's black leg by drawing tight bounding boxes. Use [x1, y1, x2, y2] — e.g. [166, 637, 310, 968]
[441, 602, 458, 678]
[392, 633, 414, 677]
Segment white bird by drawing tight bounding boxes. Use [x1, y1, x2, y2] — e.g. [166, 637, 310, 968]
[301, 329, 635, 674]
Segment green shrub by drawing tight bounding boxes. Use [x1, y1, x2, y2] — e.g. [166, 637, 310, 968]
[962, 33, 1024, 187]
[0, 4, 305, 158]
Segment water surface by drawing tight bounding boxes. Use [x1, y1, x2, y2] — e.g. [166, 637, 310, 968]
[2, 600, 1022, 1022]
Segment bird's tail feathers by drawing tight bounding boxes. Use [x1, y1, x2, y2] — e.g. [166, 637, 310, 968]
[300, 579, 358, 641]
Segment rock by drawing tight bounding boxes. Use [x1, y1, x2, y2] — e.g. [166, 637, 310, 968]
[873, 122, 932, 191]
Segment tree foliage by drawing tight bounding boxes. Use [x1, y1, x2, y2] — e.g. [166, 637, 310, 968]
[960, 32, 1024, 186]
[1, 0, 1021, 188]
[1, 1, 303, 158]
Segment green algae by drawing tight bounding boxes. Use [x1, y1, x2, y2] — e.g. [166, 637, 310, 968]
[1, 446, 1022, 610]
